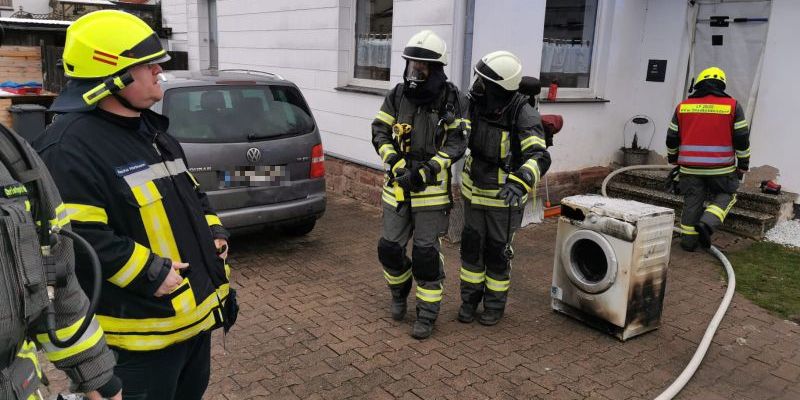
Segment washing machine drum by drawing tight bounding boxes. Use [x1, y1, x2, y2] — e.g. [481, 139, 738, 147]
[561, 229, 619, 294]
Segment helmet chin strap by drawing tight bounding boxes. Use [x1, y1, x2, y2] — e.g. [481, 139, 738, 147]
[112, 92, 148, 113]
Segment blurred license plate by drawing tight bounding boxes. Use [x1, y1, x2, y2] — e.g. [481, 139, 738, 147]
[221, 165, 287, 188]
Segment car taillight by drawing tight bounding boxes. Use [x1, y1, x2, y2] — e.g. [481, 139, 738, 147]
[310, 144, 325, 179]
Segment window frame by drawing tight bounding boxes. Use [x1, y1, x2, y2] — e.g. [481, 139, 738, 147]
[347, 0, 392, 90]
[540, 0, 613, 100]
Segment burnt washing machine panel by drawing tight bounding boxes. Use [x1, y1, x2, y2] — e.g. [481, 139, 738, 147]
[551, 195, 675, 341]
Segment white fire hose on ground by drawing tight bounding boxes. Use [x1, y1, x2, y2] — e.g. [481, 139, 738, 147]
[600, 165, 736, 400]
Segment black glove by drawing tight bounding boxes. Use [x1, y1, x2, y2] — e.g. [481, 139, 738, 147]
[736, 161, 749, 180]
[409, 167, 427, 192]
[385, 153, 400, 170]
[418, 162, 438, 185]
[664, 166, 681, 195]
[498, 180, 526, 206]
[394, 168, 414, 191]
[667, 153, 678, 164]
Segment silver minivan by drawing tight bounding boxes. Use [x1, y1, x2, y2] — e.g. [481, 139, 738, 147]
[152, 70, 325, 235]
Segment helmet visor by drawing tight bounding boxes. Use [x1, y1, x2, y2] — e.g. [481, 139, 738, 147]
[405, 60, 430, 83]
[469, 74, 486, 98]
[122, 33, 168, 63]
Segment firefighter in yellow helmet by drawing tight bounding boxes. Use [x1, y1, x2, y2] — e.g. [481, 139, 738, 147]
[666, 66, 751, 251]
[34, 10, 236, 399]
[372, 30, 469, 339]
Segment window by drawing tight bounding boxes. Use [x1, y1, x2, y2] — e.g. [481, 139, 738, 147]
[162, 86, 315, 143]
[0, 0, 12, 9]
[353, 0, 393, 84]
[540, 0, 598, 89]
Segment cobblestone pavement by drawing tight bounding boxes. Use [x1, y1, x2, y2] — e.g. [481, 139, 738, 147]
[44, 193, 800, 399]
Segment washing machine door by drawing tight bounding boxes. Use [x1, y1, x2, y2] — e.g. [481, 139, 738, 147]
[561, 229, 618, 294]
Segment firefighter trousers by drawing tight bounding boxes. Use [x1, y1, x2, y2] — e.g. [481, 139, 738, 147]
[113, 332, 211, 400]
[459, 201, 523, 312]
[378, 204, 449, 322]
[678, 172, 739, 245]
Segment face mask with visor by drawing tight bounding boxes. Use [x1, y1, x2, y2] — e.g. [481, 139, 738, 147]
[405, 60, 430, 89]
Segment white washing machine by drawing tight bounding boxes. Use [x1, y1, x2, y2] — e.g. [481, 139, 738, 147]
[551, 195, 675, 340]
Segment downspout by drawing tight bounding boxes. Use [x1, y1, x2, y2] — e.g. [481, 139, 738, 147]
[207, 0, 219, 70]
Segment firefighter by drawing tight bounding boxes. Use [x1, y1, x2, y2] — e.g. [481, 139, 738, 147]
[372, 30, 469, 339]
[666, 66, 750, 251]
[34, 10, 236, 399]
[458, 51, 551, 326]
[0, 123, 121, 400]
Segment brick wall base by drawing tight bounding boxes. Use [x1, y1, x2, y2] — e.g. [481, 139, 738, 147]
[324, 156, 611, 208]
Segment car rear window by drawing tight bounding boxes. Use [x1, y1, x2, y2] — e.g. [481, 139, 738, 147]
[162, 85, 315, 143]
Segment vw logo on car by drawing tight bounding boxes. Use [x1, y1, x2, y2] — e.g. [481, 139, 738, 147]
[246, 147, 262, 163]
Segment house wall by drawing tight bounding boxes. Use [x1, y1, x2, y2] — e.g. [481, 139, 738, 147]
[161, 0, 799, 193]
[749, 0, 800, 194]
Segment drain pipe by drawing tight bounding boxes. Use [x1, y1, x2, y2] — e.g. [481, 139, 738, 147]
[601, 165, 737, 400]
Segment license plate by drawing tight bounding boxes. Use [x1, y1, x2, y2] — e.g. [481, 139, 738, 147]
[220, 165, 287, 188]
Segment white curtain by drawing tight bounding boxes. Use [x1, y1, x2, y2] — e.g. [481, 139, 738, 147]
[356, 36, 391, 69]
[540, 42, 592, 74]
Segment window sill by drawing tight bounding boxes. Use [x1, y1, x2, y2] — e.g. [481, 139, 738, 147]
[540, 97, 610, 104]
[334, 85, 389, 97]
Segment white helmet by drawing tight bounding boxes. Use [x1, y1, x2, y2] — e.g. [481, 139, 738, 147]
[474, 51, 523, 91]
[402, 30, 447, 65]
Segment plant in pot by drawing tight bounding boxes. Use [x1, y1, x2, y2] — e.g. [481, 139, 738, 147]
[621, 115, 653, 166]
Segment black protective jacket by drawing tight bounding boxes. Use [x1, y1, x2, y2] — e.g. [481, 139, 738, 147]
[372, 83, 470, 210]
[35, 109, 231, 352]
[462, 93, 551, 209]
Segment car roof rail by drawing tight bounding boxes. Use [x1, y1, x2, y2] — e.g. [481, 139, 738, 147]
[217, 69, 285, 81]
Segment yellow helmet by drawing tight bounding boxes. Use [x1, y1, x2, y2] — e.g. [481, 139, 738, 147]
[62, 10, 169, 79]
[695, 66, 726, 86]
[52, 10, 170, 112]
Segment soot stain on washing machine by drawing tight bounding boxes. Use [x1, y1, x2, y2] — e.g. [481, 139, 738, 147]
[561, 204, 585, 222]
[626, 271, 668, 329]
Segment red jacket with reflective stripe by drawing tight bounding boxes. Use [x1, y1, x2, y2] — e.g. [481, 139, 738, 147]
[676, 96, 736, 167]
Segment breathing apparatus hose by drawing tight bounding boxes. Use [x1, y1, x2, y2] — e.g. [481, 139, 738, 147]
[45, 228, 103, 348]
[601, 164, 737, 400]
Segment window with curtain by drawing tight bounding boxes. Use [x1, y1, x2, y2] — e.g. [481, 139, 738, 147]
[540, 0, 598, 89]
[354, 0, 393, 81]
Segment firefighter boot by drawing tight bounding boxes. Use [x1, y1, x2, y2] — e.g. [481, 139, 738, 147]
[680, 236, 699, 252]
[457, 303, 478, 323]
[695, 222, 713, 249]
[389, 279, 412, 321]
[478, 309, 504, 326]
[411, 318, 434, 340]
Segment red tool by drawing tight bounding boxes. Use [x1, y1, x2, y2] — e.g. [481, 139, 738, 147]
[760, 180, 781, 195]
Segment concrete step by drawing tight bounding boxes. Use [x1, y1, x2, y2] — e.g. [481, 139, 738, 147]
[606, 182, 776, 239]
[616, 169, 797, 221]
